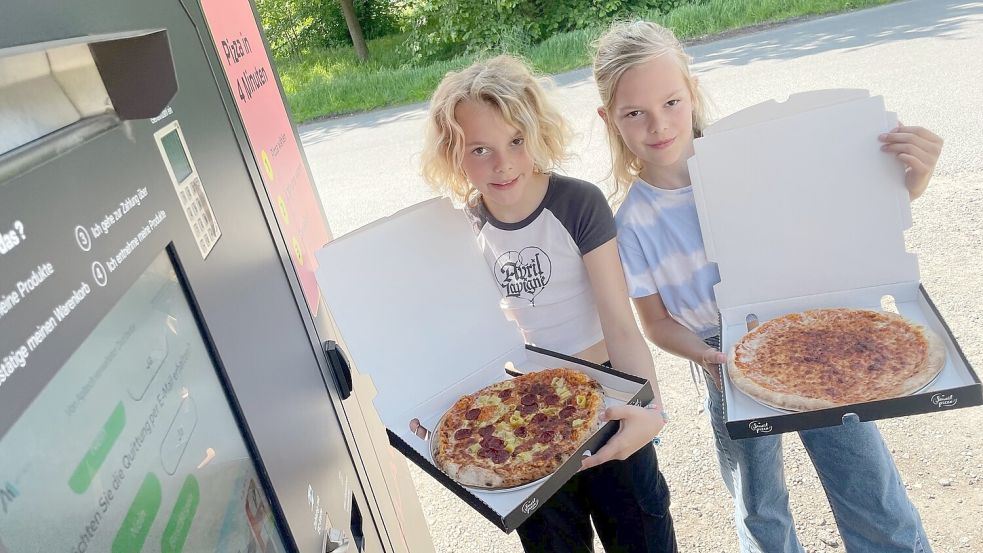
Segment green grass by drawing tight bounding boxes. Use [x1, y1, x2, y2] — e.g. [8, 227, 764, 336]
[278, 0, 897, 123]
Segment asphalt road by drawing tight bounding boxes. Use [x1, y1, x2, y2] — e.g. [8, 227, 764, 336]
[301, 1, 982, 551]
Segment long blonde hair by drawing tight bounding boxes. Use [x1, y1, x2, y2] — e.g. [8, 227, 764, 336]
[421, 55, 571, 205]
[593, 20, 709, 204]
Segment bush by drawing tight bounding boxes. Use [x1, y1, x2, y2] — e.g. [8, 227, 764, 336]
[258, 0, 404, 57]
[257, 0, 318, 57]
[402, 0, 689, 61]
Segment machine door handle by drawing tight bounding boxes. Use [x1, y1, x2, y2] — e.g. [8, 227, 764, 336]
[323, 340, 353, 400]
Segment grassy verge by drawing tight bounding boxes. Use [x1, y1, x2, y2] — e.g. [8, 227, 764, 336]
[278, 0, 897, 123]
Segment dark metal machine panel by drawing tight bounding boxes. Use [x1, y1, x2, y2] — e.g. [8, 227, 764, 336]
[0, 1, 396, 552]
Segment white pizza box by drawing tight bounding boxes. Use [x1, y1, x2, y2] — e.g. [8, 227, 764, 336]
[313, 198, 653, 532]
[688, 89, 981, 439]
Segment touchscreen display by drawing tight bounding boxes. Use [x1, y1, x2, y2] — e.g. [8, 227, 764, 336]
[0, 250, 288, 553]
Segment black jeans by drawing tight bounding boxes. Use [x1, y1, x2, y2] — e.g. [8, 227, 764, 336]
[516, 443, 677, 553]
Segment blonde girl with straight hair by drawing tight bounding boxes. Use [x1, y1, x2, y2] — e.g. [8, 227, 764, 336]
[422, 54, 678, 553]
[593, 21, 710, 206]
[593, 19, 943, 553]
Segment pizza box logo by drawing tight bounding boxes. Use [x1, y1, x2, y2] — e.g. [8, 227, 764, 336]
[749, 421, 773, 434]
[931, 393, 957, 408]
[522, 497, 540, 514]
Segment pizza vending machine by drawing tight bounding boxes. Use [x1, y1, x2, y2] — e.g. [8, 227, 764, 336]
[0, 0, 434, 552]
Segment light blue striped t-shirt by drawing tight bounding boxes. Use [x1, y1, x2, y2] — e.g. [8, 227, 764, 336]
[615, 179, 721, 338]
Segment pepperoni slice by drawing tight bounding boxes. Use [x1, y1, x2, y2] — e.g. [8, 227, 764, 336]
[520, 394, 537, 406]
[480, 436, 505, 450]
[465, 408, 481, 421]
[498, 389, 513, 400]
[544, 393, 560, 406]
[531, 413, 547, 424]
[536, 430, 555, 444]
[477, 425, 495, 437]
[477, 448, 492, 458]
[559, 406, 576, 419]
[454, 428, 473, 440]
[491, 449, 510, 464]
[515, 426, 527, 437]
[519, 403, 537, 415]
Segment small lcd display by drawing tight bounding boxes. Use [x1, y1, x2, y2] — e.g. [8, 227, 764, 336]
[161, 129, 194, 183]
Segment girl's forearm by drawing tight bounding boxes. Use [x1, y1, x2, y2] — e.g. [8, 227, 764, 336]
[604, 326, 666, 409]
[643, 317, 715, 366]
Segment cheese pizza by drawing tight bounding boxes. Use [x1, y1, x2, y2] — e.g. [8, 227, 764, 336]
[728, 308, 945, 411]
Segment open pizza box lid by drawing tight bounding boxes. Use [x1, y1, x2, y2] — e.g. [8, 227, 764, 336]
[688, 89, 980, 439]
[313, 198, 652, 531]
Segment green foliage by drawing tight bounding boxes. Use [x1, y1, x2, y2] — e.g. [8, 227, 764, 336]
[256, 0, 318, 57]
[257, 0, 404, 57]
[317, 0, 405, 46]
[276, 0, 898, 121]
[402, 0, 687, 61]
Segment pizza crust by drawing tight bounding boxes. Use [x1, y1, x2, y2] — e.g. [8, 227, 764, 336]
[444, 462, 506, 489]
[584, 411, 604, 437]
[727, 309, 947, 412]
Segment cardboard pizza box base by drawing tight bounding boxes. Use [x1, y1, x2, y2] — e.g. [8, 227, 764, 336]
[314, 199, 654, 531]
[688, 89, 981, 439]
[716, 285, 979, 439]
[391, 345, 652, 532]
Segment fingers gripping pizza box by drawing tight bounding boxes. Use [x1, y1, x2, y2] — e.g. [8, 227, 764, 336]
[313, 198, 654, 532]
[688, 89, 981, 440]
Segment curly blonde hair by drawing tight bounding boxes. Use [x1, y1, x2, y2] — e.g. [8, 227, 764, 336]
[593, 20, 710, 205]
[421, 55, 571, 205]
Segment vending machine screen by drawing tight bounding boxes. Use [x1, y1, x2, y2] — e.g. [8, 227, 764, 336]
[0, 249, 289, 553]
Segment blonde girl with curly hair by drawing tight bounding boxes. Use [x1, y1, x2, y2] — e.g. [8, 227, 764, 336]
[422, 54, 677, 553]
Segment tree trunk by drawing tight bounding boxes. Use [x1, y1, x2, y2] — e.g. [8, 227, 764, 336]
[339, 0, 369, 62]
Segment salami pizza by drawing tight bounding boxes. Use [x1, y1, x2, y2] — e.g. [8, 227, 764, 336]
[432, 368, 605, 489]
[728, 308, 946, 411]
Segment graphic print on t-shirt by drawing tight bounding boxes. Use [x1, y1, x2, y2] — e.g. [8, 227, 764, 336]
[494, 247, 552, 305]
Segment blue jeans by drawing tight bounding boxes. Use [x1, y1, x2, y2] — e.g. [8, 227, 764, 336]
[706, 377, 931, 553]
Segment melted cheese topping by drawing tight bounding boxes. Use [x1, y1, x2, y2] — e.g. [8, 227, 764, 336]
[735, 309, 930, 403]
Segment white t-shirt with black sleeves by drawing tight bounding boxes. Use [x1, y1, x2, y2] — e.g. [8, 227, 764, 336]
[466, 174, 616, 355]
